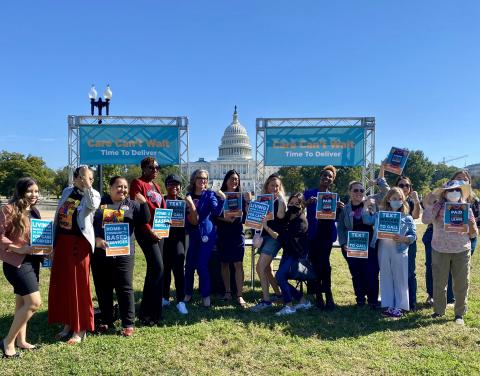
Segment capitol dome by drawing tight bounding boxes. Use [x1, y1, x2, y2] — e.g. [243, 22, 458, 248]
[218, 107, 252, 160]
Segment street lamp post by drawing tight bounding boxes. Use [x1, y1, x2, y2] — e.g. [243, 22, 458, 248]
[88, 84, 113, 193]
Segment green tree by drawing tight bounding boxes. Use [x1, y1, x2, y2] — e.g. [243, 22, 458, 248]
[277, 167, 305, 195]
[0, 151, 55, 197]
[53, 166, 70, 197]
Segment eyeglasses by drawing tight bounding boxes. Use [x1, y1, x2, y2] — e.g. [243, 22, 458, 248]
[146, 165, 160, 171]
[352, 189, 365, 193]
[398, 183, 410, 189]
[196, 177, 208, 181]
[447, 188, 462, 193]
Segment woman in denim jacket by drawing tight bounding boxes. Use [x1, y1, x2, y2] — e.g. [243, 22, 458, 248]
[363, 187, 416, 318]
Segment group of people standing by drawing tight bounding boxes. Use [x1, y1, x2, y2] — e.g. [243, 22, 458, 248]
[0, 157, 478, 358]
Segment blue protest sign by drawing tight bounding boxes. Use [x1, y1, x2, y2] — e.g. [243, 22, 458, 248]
[104, 223, 130, 256]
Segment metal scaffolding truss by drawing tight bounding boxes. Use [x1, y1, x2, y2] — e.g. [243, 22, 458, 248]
[67, 115, 189, 183]
[255, 117, 376, 194]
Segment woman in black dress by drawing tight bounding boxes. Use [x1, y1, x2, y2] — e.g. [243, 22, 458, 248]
[0, 177, 42, 358]
[216, 170, 250, 306]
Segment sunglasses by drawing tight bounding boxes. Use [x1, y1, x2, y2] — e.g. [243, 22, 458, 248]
[196, 177, 208, 181]
[447, 188, 462, 193]
[398, 183, 410, 188]
[352, 188, 365, 193]
[146, 165, 160, 171]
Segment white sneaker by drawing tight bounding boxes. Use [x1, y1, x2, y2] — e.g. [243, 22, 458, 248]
[177, 302, 188, 315]
[162, 298, 170, 307]
[454, 316, 465, 326]
[294, 300, 312, 310]
[275, 305, 297, 316]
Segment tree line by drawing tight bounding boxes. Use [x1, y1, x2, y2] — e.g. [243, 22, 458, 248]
[0, 150, 476, 198]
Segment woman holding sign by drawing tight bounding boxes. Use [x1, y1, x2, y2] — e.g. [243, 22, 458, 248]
[363, 187, 416, 317]
[337, 181, 380, 309]
[184, 169, 225, 307]
[304, 165, 343, 310]
[216, 170, 250, 307]
[92, 176, 150, 336]
[422, 180, 478, 325]
[49, 166, 101, 344]
[251, 174, 286, 312]
[0, 178, 42, 357]
[395, 176, 421, 311]
[162, 174, 196, 315]
[129, 157, 167, 325]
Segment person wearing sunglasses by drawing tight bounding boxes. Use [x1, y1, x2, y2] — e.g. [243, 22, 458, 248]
[422, 180, 478, 325]
[304, 165, 344, 310]
[395, 176, 421, 311]
[184, 169, 225, 307]
[129, 157, 166, 325]
[337, 181, 382, 309]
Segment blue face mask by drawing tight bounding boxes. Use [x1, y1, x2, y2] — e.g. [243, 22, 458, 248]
[389, 200, 403, 210]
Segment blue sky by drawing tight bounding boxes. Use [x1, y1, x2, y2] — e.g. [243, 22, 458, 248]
[1, 1, 479, 169]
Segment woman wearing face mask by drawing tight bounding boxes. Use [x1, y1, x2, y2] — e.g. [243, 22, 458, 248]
[216, 170, 250, 307]
[263, 193, 312, 315]
[0, 178, 42, 358]
[337, 181, 380, 309]
[395, 176, 421, 311]
[251, 174, 286, 312]
[184, 169, 225, 308]
[162, 174, 196, 315]
[363, 187, 416, 318]
[304, 165, 344, 310]
[422, 180, 478, 325]
[129, 157, 166, 325]
[48, 166, 101, 344]
[91, 176, 150, 337]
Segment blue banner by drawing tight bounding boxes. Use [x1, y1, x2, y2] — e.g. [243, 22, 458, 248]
[30, 219, 53, 255]
[265, 127, 365, 166]
[79, 125, 179, 165]
[104, 223, 131, 256]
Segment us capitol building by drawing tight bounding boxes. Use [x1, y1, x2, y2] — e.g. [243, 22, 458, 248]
[183, 108, 278, 192]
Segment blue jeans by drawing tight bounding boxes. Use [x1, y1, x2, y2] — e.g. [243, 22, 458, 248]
[423, 226, 454, 302]
[185, 233, 215, 298]
[408, 241, 417, 309]
[275, 256, 303, 304]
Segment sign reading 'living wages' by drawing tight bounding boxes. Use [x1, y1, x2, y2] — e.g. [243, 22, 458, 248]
[80, 125, 179, 165]
[265, 127, 365, 166]
[245, 201, 270, 230]
[30, 219, 54, 255]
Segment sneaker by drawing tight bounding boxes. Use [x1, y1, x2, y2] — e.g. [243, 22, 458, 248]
[121, 327, 134, 337]
[97, 324, 109, 334]
[454, 315, 465, 326]
[382, 307, 394, 317]
[425, 296, 434, 306]
[390, 308, 403, 318]
[294, 300, 312, 310]
[162, 298, 170, 307]
[250, 300, 272, 312]
[275, 305, 297, 316]
[431, 312, 444, 319]
[176, 302, 188, 315]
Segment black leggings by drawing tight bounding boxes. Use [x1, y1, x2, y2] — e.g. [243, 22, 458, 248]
[162, 237, 186, 303]
[91, 250, 135, 328]
[309, 239, 333, 295]
[136, 233, 164, 322]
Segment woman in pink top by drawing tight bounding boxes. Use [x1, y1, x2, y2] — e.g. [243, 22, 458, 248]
[422, 180, 478, 325]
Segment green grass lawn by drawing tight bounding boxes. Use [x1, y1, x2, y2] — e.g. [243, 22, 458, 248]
[1, 224, 480, 375]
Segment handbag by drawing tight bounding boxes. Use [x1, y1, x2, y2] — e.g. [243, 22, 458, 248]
[252, 231, 264, 249]
[289, 256, 317, 281]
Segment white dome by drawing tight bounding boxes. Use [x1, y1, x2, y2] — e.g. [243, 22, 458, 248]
[218, 107, 252, 160]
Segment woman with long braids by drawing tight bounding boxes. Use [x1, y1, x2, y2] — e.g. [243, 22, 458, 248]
[0, 178, 42, 358]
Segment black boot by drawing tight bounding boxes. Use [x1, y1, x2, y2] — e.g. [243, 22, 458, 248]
[316, 293, 325, 310]
[325, 290, 335, 310]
